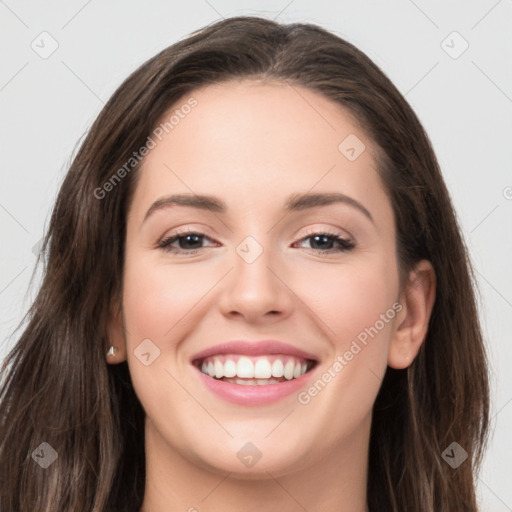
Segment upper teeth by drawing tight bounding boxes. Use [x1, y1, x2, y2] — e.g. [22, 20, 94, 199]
[200, 355, 310, 380]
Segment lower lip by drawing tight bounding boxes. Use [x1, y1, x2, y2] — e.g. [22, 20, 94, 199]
[193, 364, 318, 406]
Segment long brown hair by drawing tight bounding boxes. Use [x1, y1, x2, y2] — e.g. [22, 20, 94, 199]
[0, 16, 490, 511]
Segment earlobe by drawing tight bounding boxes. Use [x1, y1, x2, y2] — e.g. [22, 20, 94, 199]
[388, 260, 436, 369]
[105, 300, 127, 364]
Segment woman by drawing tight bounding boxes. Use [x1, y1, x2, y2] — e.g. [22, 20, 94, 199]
[0, 15, 490, 512]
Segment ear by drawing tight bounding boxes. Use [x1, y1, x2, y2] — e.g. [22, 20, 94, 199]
[388, 259, 436, 369]
[105, 299, 127, 364]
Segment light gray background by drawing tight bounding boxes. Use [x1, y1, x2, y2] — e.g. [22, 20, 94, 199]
[1, 1, 511, 509]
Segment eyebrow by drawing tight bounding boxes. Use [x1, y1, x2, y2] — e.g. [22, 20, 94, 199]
[142, 192, 374, 224]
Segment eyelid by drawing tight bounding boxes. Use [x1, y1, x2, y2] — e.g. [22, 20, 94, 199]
[158, 224, 214, 239]
[298, 226, 353, 243]
[157, 225, 352, 244]
[158, 227, 216, 245]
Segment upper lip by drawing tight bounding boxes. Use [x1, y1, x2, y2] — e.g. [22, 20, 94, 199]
[190, 340, 319, 364]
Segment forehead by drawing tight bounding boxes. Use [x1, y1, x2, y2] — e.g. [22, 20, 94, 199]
[129, 80, 391, 224]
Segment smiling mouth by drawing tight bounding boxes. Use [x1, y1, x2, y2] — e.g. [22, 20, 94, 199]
[192, 354, 318, 386]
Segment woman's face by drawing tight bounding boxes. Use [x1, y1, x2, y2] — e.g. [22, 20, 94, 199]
[112, 80, 407, 477]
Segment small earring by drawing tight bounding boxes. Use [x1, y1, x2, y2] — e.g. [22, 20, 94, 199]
[106, 346, 117, 358]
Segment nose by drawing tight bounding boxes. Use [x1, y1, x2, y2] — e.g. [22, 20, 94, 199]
[218, 240, 294, 324]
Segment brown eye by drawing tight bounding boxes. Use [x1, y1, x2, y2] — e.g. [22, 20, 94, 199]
[294, 231, 355, 254]
[158, 231, 218, 254]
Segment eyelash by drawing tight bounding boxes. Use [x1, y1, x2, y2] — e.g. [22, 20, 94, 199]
[157, 228, 355, 256]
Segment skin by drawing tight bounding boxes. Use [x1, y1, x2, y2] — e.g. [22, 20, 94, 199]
[107, 80, 435, 512]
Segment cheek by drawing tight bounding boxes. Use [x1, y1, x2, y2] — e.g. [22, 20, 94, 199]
[296, 258, 399, 347]
[291, 260, 400, 442]
[122, 252, 212, 340]
[120, 253, 205, 414]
